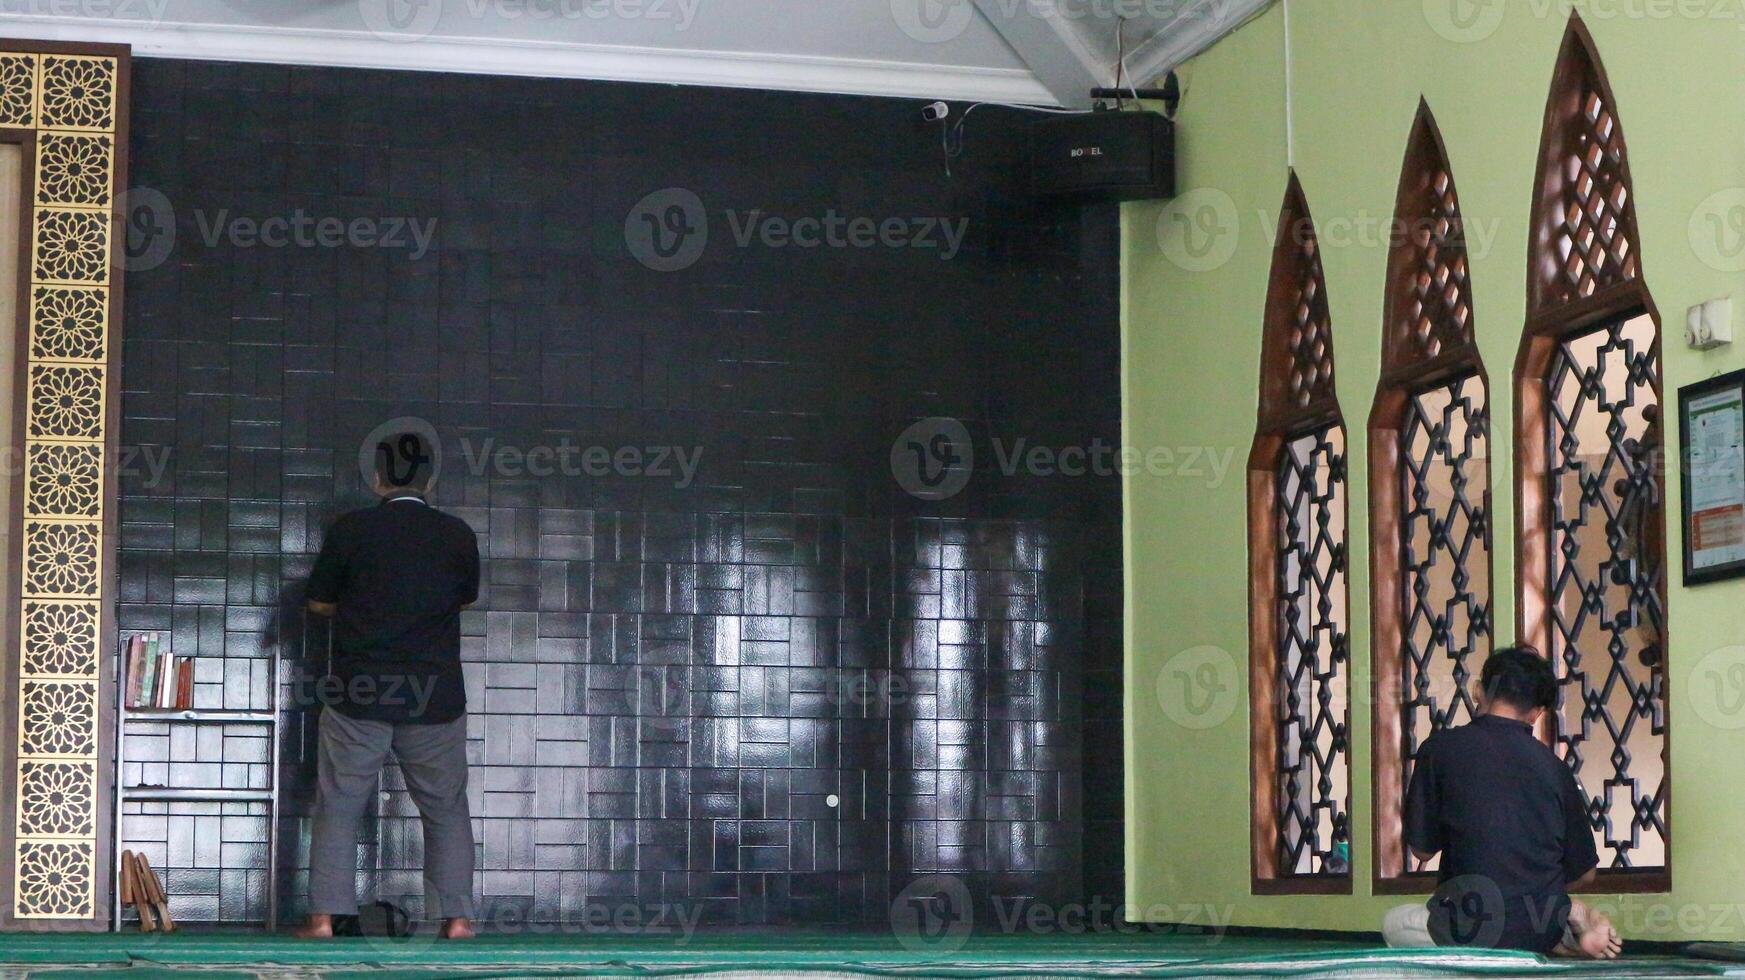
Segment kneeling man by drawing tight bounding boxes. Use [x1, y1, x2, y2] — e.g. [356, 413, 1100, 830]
[1384, 646, 1621, 960]
[296, 432, 480, 939]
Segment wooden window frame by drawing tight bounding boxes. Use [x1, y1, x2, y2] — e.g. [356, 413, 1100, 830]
[1369, 100, 1493, 896]
[1248, 172, 1352, 896]
[1514, 12, 1670, 895]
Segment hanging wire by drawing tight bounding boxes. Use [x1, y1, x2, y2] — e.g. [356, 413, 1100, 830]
[935, 16, 1140, 176]
[938, 101, 1094, 177]
[1282, 0, 1295, 168]
[1117, 17, 1142, 107]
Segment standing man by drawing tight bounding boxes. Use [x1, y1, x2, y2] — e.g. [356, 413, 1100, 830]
[1382, 646, 1621, 959]
[295, 431, 480, 940]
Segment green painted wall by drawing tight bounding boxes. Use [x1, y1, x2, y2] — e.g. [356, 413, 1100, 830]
[1122, 0, 1745, 940]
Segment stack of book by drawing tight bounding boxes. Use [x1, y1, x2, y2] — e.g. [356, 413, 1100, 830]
[124, 633, 194, 710]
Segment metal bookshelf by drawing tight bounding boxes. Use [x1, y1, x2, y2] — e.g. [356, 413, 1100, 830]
[110, 638, 282, 931]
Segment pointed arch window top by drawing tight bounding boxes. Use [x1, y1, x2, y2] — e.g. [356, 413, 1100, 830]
[1261, 173, 1338, 428]
[1384, 101, 1475, 375]
[1530, 15, 1641, 313]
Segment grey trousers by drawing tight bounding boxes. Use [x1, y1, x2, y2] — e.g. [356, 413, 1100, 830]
[1383, 903, 1435, 947]
[308, 708, 475, 919]
[1383, 902, 1578, 952]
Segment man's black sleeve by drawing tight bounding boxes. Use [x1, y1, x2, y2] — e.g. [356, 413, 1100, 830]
[306, 516, 350, 604]
[1402, 740, 1443, 856]
[457, 524, 481, 606]
[1559, 768, 1600, 883]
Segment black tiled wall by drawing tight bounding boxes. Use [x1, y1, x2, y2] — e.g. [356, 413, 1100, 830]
[117, 58, 1123, 926]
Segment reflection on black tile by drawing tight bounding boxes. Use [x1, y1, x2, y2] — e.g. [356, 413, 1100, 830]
[118, 57, 1123, 926]
[121, 801, 271, 924]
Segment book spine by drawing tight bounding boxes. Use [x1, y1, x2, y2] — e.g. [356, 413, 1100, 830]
[140, 634, 160, 710]
[176, 658, 193, 710]
[156, 653, 173, 709]
[125, 635, 145, 708]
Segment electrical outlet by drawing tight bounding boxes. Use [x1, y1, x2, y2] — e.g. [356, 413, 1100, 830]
[1705, 296, 1733, 347]
[1688, 296, 1733, 350]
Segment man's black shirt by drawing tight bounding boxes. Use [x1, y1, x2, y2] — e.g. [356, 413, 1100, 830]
[1404, 713, 1599, 953]
[306, 494, 479, 724]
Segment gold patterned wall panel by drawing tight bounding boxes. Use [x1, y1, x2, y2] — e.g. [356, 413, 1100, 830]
[16, 761, 94, 837]
[14, 840, 94, 918]
[0, 55, 36, 128]
[30, 286, 109, 362]
[20, 602, 99, 679]
[0, 42, 125, 924]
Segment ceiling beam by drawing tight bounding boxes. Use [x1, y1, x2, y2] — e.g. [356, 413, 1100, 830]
[973, 0, 1274, 108]
[1125, 0, 1275, 89]
[970, 0, 1110, 108]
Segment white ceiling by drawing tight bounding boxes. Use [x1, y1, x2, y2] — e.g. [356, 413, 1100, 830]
[0, 0, 1270, 106]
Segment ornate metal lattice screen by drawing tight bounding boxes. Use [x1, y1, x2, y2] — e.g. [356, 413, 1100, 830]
[1398, 375, 1490, 873]
[1, 44, 125, 923]
[1274, 424, 1350, 877]
[1548, 85, 1636, 305]
[1282, 244, 1335, 412]
[1394, 173, 1469, 363]
[1544, 311, 1666, 869]
[1528, 15, 1641, 316]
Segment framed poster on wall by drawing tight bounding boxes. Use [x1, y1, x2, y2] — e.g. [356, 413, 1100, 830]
[1679, 369, 1745, 584]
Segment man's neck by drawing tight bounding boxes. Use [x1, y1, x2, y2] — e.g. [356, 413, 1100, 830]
[1482, 705, 1537, 725]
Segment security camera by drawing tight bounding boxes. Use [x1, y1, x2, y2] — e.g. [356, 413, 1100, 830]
[921, 101, 950, 123]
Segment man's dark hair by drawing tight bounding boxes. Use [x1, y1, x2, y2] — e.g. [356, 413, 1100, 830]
[1480, 645, 1557, 712]
[374, 431, 436, 492]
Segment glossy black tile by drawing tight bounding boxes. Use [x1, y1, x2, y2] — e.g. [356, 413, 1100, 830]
[118, 58, 1123, 926]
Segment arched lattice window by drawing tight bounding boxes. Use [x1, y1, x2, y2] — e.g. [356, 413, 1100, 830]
[1516, 13, 1668, 891]
[1248, 173, 1351, 894]
[1370, 101, 1492, 892]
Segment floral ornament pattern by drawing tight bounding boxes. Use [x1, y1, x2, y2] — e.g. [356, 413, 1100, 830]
[34, 209, 109, 283]
[28, 443, 102, 518]
[37, 133, 112, 207]
[31, 286, 107, 361]
[5, 46, 119, 924]
[15, 840, 93, 917]
[24, 522, 100, 597]
[21, 601, 99, 677]
[39, 55, 114, 131]
[20, 680, 96, 756]
[17, 762, 95, 837]
[0, 53, 35, 127]
[29, 365, 104, 440]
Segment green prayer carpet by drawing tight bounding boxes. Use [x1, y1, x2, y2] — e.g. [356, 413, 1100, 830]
[0, 930, 1735, 978]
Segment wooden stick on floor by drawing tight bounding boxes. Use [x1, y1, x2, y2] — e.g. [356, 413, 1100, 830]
[119, 850, 156, 932]
[133, 853, 175, 933]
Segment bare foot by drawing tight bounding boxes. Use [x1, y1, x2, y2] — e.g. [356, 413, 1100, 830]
[292, 914, 335, 939]
[1562, 901, 1622, 960]
[440, 917, 474, 939]
[1576, 919, 1622, 960]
